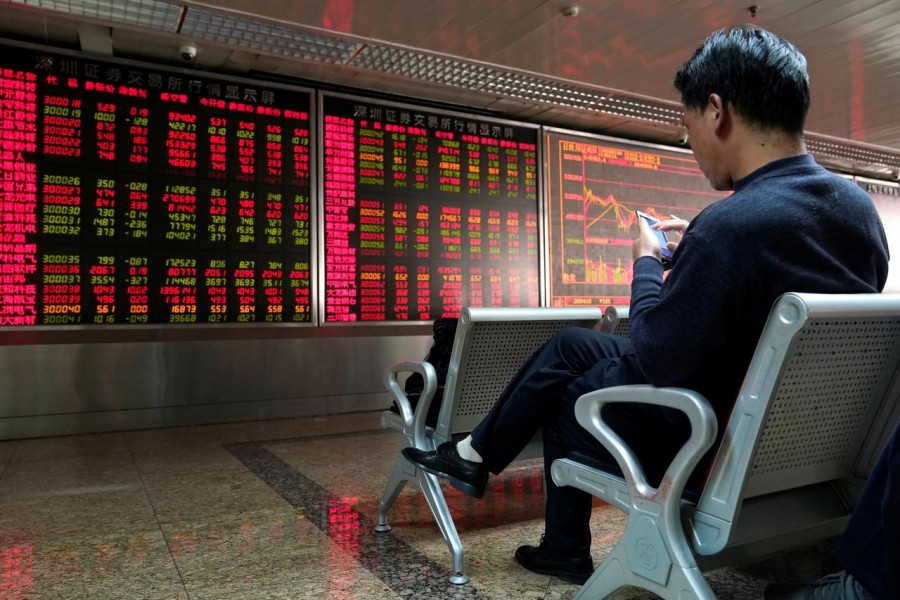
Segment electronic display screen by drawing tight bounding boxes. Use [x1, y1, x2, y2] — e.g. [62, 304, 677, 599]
[544, 129, 719, 307]
[321, 94, 540, 322]
[859, 178, 900, 293]
[0, 43, 313, 326]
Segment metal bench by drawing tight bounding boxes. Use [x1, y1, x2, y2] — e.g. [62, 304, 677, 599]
[376, 306, 605, 583]
[552, 292, 900, 599]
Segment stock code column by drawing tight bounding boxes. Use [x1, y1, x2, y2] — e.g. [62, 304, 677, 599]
[0, 68, 38, 325]
[322, 95, 540, 322]
[0, 44, 313, 325]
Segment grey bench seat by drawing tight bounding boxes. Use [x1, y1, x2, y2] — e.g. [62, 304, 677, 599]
[552, 292, 900, 599]
[376, 306, 606, 583]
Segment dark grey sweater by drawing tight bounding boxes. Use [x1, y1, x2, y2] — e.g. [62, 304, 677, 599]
[629, 154, 889, 425]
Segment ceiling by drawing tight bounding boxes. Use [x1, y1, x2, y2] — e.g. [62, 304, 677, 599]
[1, 0, 899, 179]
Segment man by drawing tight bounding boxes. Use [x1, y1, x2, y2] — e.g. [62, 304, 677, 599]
[766, 419, 900, 600]
[404, 25, 889, 585]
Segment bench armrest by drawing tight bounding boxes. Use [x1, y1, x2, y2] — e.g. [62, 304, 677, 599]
[550, 387, 721, 600]
[573, 385, 718, 501]
[383, 360, 438, 450]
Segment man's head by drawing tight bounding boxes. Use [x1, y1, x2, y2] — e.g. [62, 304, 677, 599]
[674, 26, 810, 190]
[674, 25, 810, 135]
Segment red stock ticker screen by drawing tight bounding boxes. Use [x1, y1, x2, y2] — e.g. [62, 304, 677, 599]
[322, 94, 541, 322]
[0, 44, 312, 326]
[545, 129, 720, 307]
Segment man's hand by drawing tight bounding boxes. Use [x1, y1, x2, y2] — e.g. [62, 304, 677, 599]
[633, 215, 689, 262]
[633, 217, 660, 261]
[655, 216, 689, 257]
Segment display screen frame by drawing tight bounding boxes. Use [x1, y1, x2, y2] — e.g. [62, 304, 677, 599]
[542, 126, 720, 308]
[0, 37, 319, 331]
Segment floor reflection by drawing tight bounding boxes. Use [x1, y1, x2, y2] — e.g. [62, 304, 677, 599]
[1, 545, 33, 599]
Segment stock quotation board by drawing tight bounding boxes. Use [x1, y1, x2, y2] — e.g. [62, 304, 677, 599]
[322, 94, 540, 322]
[0, 43, 312, 326]
[545, 129, 720, 307]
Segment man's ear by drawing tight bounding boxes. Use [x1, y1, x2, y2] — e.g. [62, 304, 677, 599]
[708, 93, 728, 136]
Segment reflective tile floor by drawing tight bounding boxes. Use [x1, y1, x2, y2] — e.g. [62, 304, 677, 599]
[0, 411, 841, 599]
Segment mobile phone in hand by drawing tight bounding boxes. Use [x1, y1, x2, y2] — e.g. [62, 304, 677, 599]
[636, 211, 673, 267]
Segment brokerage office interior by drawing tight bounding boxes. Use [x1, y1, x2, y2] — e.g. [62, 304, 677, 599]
[0, 1, 899, 599]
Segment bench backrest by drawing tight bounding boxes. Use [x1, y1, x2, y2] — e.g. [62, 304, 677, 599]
[690, 292, 900, 555]
[433, 306, 603, 444]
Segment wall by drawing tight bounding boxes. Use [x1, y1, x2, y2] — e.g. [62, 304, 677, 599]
[0, 326, 431, 439]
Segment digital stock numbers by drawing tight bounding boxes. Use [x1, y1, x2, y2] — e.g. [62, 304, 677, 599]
[0, 44, 313, 325]
[322, 95, 541, 322]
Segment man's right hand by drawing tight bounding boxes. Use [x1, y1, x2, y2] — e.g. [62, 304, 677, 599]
[654, 216, 689, 257]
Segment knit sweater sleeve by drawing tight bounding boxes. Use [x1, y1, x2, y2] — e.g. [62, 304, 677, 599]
[629, 233, 735, 387]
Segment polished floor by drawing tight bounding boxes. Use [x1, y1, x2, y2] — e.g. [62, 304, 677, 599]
[0, 410, 842, 599]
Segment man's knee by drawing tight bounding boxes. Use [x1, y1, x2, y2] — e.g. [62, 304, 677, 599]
[551, 326, 592, 344]
[549, 327, 609, 355]
[545, 328, 634, 378]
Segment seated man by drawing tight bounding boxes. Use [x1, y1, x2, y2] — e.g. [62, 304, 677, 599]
[404, 25, 890, 585]
[766, 419, 900, 600]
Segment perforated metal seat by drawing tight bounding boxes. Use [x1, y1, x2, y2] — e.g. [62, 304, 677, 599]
[552, 293, 900, 599]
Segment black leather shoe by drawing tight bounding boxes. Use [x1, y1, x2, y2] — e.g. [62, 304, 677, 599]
[402, 442, 488, 498]
[514, 538, 593, 585]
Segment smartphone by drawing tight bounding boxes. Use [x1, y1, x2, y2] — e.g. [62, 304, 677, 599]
[635, 211, 673, 266]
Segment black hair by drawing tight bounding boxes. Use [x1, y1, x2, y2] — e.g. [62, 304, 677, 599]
[674, 25, 810, 135]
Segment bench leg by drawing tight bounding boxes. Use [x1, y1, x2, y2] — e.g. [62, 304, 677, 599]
[374, 453, 417, 533]
[573, 516, 715, 600]
[571, 544, 627, 600]
[374, 450, 470, 584]
[417, 468, 469, 584]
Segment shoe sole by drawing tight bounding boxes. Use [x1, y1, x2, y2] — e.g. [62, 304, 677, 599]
[412, 461, 486, 499]
[555, 572, 591, 585]
[514, 551, 592, 585]
[517, 564, 590, 585]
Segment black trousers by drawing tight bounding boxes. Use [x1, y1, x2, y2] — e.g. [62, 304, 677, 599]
[838, 419, 900, 600]
[470, 327, 691, 556]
